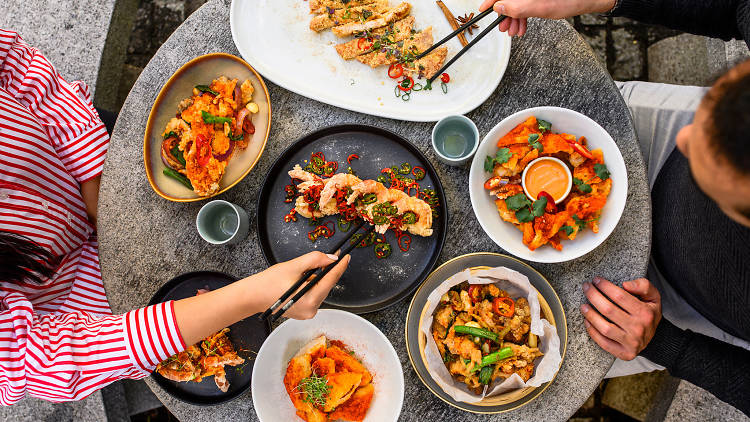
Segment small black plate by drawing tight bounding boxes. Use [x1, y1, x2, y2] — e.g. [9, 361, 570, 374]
[148, 271, 270, 405]
[256, 124, 448, 314]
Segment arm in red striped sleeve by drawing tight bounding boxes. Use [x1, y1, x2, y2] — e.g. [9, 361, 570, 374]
[0, 292, 184, 404]
[0, 29, 109, 184]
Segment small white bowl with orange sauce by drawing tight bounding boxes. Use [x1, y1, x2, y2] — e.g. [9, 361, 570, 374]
[521, 157, 573, 204]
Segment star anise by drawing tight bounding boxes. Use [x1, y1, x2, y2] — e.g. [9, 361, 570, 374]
[456, 13, 480, 35]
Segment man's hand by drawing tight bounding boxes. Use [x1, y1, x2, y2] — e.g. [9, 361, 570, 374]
[581, 277, 661, 360]
[478, 0, 617, 36]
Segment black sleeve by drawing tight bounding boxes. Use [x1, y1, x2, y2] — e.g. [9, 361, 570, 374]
[611, 0, 749, 45]
[640, 319, 750, 416]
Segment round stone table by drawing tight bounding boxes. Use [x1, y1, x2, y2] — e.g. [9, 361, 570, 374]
[99, 0, 651, 420]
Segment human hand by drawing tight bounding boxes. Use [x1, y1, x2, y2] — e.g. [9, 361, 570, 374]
[478, 0, 617, 36]
[252, 251, 351, 320]
[580, 277, 661, 360]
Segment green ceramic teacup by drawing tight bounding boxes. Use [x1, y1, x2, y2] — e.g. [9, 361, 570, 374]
[196, 200, 249, 245]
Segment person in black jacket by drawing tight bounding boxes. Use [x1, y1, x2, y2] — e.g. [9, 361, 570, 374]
[479, 0, 750, 415]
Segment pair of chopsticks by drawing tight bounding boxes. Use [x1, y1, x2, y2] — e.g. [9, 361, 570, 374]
[416, 8, 508, 85]
[260, 221, 375, 322]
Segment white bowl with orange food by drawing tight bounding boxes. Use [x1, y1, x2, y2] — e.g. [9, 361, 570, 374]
[468, 107, 627, 263]
[251, 309, 404, 422]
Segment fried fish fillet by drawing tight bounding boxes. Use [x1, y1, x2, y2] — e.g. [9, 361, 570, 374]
[405, 46, 448, 79]
[309, 0, 389, 32]
[309, 0, 377, 14]
[356, 26, 434, 68]
[335, 16, 416, 60]
[331, 2, 411, 37]
[325, 345, 373, 386]
[328, 383, 375, 422]
[322, 372, 362, 412]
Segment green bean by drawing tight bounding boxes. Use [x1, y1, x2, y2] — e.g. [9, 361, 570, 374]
[453, 325, 498, 342]
[163, 168, 192, 190]
[479, 365, 493, 385]
[480, 347, 513, 367]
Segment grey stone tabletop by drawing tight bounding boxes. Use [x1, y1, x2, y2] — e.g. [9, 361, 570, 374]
[98, 0, 651, 420]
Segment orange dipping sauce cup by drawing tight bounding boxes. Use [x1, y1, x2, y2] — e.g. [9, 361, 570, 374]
[521, 157, 573, 203]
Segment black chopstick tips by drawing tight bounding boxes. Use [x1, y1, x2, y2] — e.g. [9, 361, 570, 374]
[260, 221, 375, 323]
[415, 9, 508, 85]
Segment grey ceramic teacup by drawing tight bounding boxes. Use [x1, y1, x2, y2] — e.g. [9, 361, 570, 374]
[431, 115, 479, 166]
[196, 200, 249, 245]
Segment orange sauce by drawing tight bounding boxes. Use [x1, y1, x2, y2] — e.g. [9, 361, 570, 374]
[525, 159, 570, 202]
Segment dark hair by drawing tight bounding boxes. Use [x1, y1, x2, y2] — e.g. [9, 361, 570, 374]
[0, 232, 58, 284]
[705, 59, 750, 176]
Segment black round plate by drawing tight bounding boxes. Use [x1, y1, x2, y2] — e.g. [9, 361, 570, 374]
[256, 124, 448, 314]
[148, 271, 270, 405]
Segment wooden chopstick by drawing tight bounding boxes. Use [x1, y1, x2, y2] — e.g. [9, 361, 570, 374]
[415, 7, 494, 61]
[262, 222, 373, 322]
[436, 1, 468, 47]
[424, 14, 507, 85]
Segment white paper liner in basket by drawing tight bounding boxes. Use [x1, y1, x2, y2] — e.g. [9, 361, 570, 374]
[419, 266, 562, 404]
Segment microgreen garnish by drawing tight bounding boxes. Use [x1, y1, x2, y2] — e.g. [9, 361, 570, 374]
[296, 374, 331, 407]
[528, 133, 543, 152]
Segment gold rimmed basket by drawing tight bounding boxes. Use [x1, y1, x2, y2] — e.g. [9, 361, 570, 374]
[405, 252, 567, 414]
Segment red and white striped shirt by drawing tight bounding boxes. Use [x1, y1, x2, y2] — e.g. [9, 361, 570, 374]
[0, 29, 185, 404]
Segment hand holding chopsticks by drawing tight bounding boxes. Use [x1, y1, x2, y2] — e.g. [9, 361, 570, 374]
[416, 8, 507, 85]
[261, 221, 374, 323]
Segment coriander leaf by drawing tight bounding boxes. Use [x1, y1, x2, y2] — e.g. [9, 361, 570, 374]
[505, 193, 531, 211]
[573, 177, 592, 194]
[531, 197, 547, 217]
[528, 133, 543, 152]
[194, 85, 219, 96]
[594, 163, 611, 180]
[495, 148, 513, 165]
[560, 225, 575, 236]
[228, 132, 244, 141]
[484, 155, 495, 172]
[201, 110, 232, 125]
[163, 131, 178, 139]
[515, 207, 534, 223]
[361, 9, 373, 20]
[572, 214, 587, 229]
[537, 119, 552, 133]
